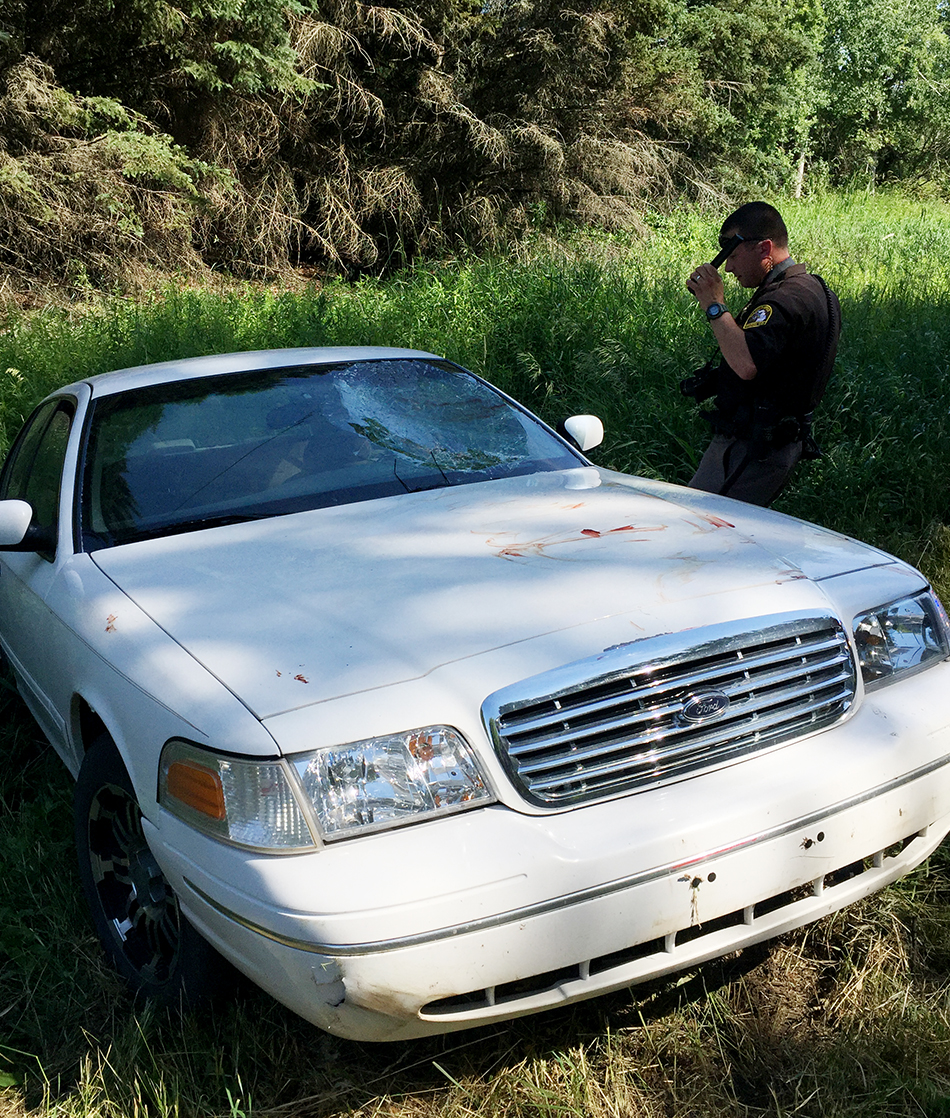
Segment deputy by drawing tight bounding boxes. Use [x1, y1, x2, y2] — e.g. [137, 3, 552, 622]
[682, 201, 841, 506]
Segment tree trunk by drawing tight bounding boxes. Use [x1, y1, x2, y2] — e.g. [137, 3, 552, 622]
[794, 150, 806, 198]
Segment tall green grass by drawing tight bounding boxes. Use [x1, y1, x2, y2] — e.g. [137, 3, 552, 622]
[2, 191, 950, 1118]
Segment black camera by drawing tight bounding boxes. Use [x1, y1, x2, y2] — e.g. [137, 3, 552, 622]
[680, 360, 718, 401]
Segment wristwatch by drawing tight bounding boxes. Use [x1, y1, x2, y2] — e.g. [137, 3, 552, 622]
[705, 302, 727, 321]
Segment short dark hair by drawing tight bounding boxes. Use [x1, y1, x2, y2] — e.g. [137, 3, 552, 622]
[720, 201, 788, 249]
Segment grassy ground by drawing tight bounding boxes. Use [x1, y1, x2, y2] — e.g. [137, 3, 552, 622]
[2, 190, 950, 1116]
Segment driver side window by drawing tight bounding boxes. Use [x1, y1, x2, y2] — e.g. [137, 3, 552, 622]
[0, 400, 74, 556]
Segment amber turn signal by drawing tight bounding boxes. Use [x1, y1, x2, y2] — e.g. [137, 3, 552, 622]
[165, 760, 227, 821]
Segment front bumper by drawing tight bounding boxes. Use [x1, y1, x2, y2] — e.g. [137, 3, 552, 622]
[148, 664, 950, 1041]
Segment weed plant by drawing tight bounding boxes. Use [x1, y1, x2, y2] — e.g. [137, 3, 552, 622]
[2, 192, 950, 1116]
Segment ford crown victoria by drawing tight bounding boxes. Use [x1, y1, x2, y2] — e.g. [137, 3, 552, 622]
[0, 346, 948, 1041]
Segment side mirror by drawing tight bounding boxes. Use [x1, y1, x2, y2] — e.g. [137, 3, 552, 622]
[0, 500, 34, 547]
[560, 415, 604, 453]
[0, 500, 55, 553]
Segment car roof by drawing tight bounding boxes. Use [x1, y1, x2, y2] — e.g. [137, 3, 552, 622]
[71, 346, 442, 399]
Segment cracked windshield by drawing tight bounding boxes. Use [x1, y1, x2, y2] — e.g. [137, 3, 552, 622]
[81, 358, 580, 548]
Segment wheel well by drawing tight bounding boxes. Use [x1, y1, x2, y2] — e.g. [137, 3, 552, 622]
[76, 699, 108, 754]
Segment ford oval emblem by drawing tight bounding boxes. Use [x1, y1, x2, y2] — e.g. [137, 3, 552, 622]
[681, 691, 730, 723]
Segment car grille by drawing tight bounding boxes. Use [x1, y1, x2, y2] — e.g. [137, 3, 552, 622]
[484, 613, 856, 806]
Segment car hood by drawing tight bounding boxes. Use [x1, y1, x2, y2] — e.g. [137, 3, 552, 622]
[90, 468, 897, 720]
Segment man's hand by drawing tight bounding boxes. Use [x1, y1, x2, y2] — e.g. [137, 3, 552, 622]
[684, 262, 758, 381]
[686, 263, 725, 311]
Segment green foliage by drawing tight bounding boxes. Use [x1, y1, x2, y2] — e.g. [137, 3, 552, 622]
[4, 0, 950, 288]
[815, 0, 950, 185]
[677, 0, 822, 187]
[0, 0, 843, 287]
[2, 0, 311, 102]
[0, 55, 220, 294]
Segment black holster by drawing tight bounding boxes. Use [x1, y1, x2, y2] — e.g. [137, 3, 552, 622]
[749, 409, 818, 460]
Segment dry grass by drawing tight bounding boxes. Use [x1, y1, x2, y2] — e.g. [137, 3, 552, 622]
[0, 1, 710, 297]
[0, 57, 212, 299]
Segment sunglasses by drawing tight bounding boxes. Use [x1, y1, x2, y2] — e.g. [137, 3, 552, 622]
[712, 233, 764, 268]
[711, 234, 743, 268]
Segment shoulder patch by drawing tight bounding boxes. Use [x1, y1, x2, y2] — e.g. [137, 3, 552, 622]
[744, 305, 772, 329]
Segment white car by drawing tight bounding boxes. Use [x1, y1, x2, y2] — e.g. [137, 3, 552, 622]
[1, 346, 948, 1042]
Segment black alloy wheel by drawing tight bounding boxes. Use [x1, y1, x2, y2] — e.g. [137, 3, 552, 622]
[74, 734, 228, 1003]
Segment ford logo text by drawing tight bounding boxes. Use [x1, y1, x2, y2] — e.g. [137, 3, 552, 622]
[681, 691, 730, 723]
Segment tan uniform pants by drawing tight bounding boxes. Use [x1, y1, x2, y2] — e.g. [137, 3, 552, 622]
[689, 435, 803, 507]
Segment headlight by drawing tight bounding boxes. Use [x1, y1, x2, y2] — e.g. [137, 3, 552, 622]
[853, 591, 950, 689]
[291, 726, 494, 840]
[159, 726, 494, 849]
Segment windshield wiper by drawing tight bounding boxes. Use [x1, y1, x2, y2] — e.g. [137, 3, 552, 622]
[391, 452, 453, 494]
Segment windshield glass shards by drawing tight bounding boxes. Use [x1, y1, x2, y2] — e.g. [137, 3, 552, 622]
[81, 358, 582, 548]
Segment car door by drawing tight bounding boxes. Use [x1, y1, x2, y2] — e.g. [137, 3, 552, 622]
[0, 394, 80, 757]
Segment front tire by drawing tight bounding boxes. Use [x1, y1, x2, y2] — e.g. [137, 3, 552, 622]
[74, 735, 228, 1004]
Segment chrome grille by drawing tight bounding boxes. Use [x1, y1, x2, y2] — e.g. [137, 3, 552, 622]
[484, 613, 856, 806]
